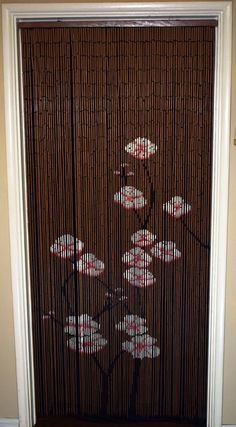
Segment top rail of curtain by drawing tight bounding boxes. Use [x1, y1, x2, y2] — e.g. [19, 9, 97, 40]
[17, 19, 218, 28]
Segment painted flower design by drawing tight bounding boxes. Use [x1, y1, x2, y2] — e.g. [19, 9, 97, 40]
[42, 310, 55, 321]
[105, 288, 127, 302]
[122, 334, 160, 359]
[122, 247, 152, 268]
[114, 186, 147, 210]
[67, 333, 107, 354]
[125, 137, 157, 160]
[115, 315, 148, 336]
[131, 229, 157, 247]
[50, 234, 84, 259]
[114, 163, 134, 177]
[151, 241, 181, 263]
[75, 253, 105, 277]
[123, 267, 156, 288]
[64, 314, 100, 337]
[163, 196, 191, 219]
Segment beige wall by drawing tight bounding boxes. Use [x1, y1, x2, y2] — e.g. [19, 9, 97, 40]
[0, 0, 235, 423]
[0, 4, 18, 418]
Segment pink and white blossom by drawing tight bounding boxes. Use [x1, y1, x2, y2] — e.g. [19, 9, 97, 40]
[50, 234, 84, 259]
[163, 196, 191, 219]
[123, 267, 156, 288]
[74, 253, 105, 277]
[67, 333, 107, 354]
[122, 247, 152, 268]
[151, 241, 181, 263]
[115, 315, 148, 336]
[122, 334, 160, 359]
[114, 186, 147, 210]
[131, 229, 157, 247]
[64, 314, 100, 337]
[125, 137, 157, 160]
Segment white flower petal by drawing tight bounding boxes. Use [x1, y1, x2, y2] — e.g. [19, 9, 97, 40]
[122, 334, 160, 359]
[64, 314, 100, 337]
[75, 253, 105, 277]
[122, 340, 135, 353]
[125, 137, 157, 160]
[121, 186, 143, 198]
[123, 267, 156, 288]
[116, 315, 148, 336]
[163, 196, 191, 218]
[50, 234, 84, 258]
[68, 333, 107, 354]
[173, 249, 181, 259]
[122, 247, 152, 268]
[114, 187, 147, 210]
[131, 229, 157, 247]
[151, 241, 181, 263]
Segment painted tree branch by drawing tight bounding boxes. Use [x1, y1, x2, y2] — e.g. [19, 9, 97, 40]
[95, 277, 132, 316]
[100, 350, 125, 415]
[129, 359, 142, 416]
[180, 217, 210, 250]
[142, 162, 155, 230]
[61, 270, 75, 314]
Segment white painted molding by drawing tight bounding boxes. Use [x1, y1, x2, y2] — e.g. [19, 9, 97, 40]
[207, 3, 232, 427]
[222, 425, 236, 427]
[0, 419, 19, 427]
[2, 3, 232, 427]
[1, 1, 234, 19]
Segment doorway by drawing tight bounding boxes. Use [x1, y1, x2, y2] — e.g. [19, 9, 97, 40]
[19, 23, 215, 426]
[2, 3, 232, 427]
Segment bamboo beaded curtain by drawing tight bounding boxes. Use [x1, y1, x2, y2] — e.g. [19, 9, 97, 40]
[20, 25, 215, 424]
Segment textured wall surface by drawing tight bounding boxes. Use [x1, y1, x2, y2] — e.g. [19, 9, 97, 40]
[0, 0, 235, 423]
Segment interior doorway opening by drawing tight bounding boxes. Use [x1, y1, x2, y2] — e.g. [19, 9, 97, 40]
[3, 2, 231, 426]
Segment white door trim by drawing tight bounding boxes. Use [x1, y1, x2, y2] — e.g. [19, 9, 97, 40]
[0, 419, 19, 427]
[2, 3, 232, 427]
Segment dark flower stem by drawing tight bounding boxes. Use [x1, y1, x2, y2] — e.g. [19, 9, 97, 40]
[107, 350, 125, 376]
[99, 350, 125, 416]
[180, 217, 210, 250]
[61, 270, 75, 314]
[121, 166, 128, 187]
[137, 288, 145, 318]
[134, 209, 144, 228]
[91, 354, 107, 376]
[129, 358, 142, 416]
[95, 277, 117, 297]
[142, 162, 155, 230]
[100, 372, 109, 416]
[92, 300, 121, 321]
[61, 271, 74, 296]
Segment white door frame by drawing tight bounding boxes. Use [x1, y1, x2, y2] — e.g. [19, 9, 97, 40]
[2, 3, 232, 427]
